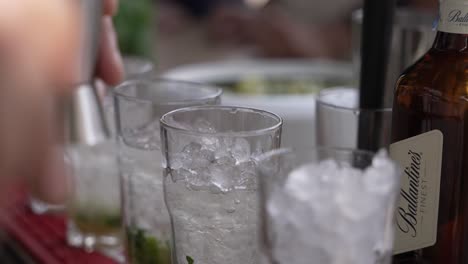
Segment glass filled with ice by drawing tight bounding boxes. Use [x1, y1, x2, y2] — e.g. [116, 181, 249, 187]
[67, 141, 122, 252]
[160, 106, 283, 264]
[316, 87, 392, 149]
[102, 56, 155, 137]
[115, 80, 222, 264]
[257, 148, 400, 264]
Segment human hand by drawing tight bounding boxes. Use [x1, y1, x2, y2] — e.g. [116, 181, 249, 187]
[0, 0, 123, 203]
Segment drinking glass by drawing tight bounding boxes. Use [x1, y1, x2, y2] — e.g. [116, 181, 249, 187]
[66, 141, 123, 253]
[161, 106, 282, 264]
[115, 80, 222, 264]
[316, 87, 392, 149]
[103, 56, 155, 137]
[257, 148, 400, 264]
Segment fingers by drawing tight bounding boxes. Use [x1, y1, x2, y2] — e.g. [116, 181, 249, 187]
[28, 145, 71, 205]
[104, 0, 119, 15]
[97, 16, 124, 86]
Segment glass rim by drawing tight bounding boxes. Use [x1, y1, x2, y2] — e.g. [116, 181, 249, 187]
[160, 105, 283, 137]
[256, 147, 377, 164]
[113, 78, 223, 106]
[316, 88, 392, 113]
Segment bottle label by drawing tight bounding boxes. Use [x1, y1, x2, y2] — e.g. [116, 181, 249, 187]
[390, 130, 443, 254]
[438, 0, 468, 34]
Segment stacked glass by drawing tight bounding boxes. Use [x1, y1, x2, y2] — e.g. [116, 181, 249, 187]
[66, 57, 155, 256]
[115, 80, 222, 263]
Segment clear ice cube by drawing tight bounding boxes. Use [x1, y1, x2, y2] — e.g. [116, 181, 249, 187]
[182, 142, 202, 154]
[209, 160, 238, 193]
[231, 138, 251, 162]
[185, 169, 211, 191]
[236, 160, 257, 190]
[124, 120, 161, 150]
[193, 118, 217, 133]
[171, 168, 191, 182]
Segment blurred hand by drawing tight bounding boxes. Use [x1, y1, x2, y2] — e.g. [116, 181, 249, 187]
[0, 0, 123, 203]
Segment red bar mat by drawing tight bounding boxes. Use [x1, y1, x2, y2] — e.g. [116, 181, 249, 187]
[0, 187, 118, 264]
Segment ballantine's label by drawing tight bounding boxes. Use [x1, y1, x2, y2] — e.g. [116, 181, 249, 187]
[390, 130, 443, 254]
[439, 0, 468, 34]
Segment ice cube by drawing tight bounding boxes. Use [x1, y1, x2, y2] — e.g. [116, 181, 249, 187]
[174, 143, 215, 170]
[235, 160, 257, 190]
[337, 173, 380, 221]
[238, 160, 256, 172]
[209, 162, 237, 193]
[236, 171, 257, 190]
[182, 142, 202, 154]
[371, 149, 393, 168]
[199, 136, 219, 152]
[200, 148, 215, 163]
[170, 153, 186, 170]
[270, 188, 334, 264]
[267, 186, 291, 220]
[216, 155, 237, 166]
[193, 118, 216, 133]
[231, 138, 251, 163]
[208, 156, 247, 192]
[285, 163, 324, 203]
[364, 150, 399, 195]
[190, 155, 213, 169]
[321, 159, 342, 181]
[184, 143, 213, 169]
[124, 120, 161, 150]
[171, 168, 191, 182]
[214, 137, 234, 158]
[185, 169, 211, 191]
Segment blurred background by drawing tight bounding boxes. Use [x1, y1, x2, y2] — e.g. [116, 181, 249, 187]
[115, 0, 437, 68]
[0, 0, 440, 262]
[113, 0, 437, 159]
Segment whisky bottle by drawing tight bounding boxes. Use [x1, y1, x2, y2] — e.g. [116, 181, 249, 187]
[391, 0, 468, 263]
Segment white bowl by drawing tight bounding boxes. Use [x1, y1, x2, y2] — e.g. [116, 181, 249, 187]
[163, 59, 354, 155]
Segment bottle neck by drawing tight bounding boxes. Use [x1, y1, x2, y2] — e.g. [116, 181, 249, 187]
[436, 0, 468, 50]
[433, 31, 468, 51]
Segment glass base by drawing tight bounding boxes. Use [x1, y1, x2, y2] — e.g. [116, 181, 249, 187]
[66, 220, 123, 257]
[29, 197, 65, 215]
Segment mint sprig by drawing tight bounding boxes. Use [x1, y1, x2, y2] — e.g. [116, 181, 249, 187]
[127, 228, 171, 264]
[186, 256, 194, 264]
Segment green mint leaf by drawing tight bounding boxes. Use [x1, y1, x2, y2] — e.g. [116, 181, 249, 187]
[186, 256, 194, 264]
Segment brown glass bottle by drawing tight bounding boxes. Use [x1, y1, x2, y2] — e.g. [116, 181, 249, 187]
[391, 28, 468, 263]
